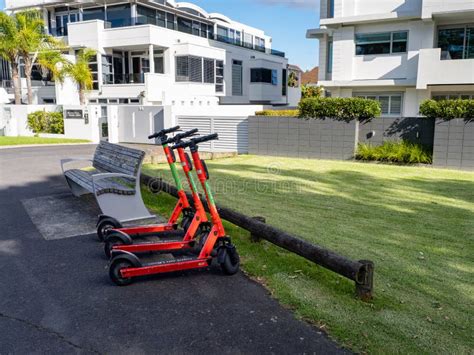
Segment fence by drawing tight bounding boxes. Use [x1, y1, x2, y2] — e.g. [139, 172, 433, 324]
[248, 116, 473, 171]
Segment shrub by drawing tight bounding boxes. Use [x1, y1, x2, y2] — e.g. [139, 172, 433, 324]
[419, 99, 474, 120]
[255, 109, 299, 117]
[356, 140, 432, 164]
[27, 110, 64, 134]
[298, 97, 381, 121]
[301, 85, 323, 99]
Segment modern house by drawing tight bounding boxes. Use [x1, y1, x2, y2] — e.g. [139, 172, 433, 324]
[2, 0, 292, 106]
[307, 0, 474, 117]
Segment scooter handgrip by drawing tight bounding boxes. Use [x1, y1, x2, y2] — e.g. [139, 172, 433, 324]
[148, 133, 159, 139]
[163, 125, 181, 135]
[192, 133, 218, 144]
[163, 128, 199, 145]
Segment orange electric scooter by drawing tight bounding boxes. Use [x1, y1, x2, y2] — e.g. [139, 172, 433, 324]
[108, 133, 240, 286]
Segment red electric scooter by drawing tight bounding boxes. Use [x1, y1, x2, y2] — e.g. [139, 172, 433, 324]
[108, 133, 240, 286]
[96, 126, 196, 242]
[103, 128, 210, 258]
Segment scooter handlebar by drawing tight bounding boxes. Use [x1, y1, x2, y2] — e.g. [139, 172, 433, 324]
[172, 133, 219, 150]
[148, 125, 181, 139]
[163, 128, 199, 145]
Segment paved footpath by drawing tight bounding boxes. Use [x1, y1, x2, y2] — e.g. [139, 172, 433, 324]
[0, 145, 348, 354]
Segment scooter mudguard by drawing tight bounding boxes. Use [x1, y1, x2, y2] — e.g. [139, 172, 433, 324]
[105, 230, 133, 245]
[110, 250, 142, 267]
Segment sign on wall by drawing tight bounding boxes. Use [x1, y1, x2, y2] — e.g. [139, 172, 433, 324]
[64, 110, 83, 119]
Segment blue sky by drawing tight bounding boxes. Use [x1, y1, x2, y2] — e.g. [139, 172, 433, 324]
[0, 0, 320, 70]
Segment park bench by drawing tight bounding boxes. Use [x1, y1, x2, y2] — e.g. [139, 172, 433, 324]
[60, 141, 154, 223]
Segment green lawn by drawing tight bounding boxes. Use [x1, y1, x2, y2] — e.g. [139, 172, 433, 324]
[142, 156, 474, 354]
[0, 136, 90, 146]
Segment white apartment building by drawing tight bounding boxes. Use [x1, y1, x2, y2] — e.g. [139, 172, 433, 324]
[2, 0, 292, 106]
[307, 0, 474, 117]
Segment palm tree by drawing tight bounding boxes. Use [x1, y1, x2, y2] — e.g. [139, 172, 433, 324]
[15, 10, 62, 104]
[65, 48, 96, 105]
[37, 50, 69, 85]
[0, 12, 21, 104]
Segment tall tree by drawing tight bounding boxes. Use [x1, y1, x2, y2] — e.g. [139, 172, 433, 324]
[65, 48, 96, 105]
[0, 12, 21, 104]
[16, 10, 62, 104]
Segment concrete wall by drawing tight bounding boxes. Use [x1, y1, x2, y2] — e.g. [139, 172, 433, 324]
[358, 117, 435, 146]
[433, 119, 474, 170]
[248, 116, 357, 160]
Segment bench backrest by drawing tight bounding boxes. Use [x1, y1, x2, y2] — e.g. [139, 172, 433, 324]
[93, 141, 146, 177]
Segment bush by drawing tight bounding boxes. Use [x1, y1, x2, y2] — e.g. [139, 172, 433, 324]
[356, 140, 432, 164]
[255, 109, 299, 117]
[419, 99, 474, 120]
[27, 110, 64, 134]
[301, 85, 323, 99]
[298, 97, 381, 121]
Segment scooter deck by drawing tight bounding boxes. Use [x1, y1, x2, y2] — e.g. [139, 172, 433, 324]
[112, 238, 195, 254]
[114, 223, 180, 238]
[121, 256, 210, 278]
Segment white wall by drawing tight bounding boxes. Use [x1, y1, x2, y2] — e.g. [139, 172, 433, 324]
[3, 105, 59, 136]
[62, 105, 101, 143]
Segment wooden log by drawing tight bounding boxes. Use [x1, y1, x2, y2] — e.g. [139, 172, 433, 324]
[251, 216, 266, 242]
[141, 175, 374, 299]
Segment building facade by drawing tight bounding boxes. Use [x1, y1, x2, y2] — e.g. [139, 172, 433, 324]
[307, 0, 474, 117]
[4, 0, 292, 106]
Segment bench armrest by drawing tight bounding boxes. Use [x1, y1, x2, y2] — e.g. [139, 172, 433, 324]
[60, 158, 93, 174]
[92, 173, 137, 195]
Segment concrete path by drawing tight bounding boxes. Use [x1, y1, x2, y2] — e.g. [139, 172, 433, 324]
[0, 145, 348, 354]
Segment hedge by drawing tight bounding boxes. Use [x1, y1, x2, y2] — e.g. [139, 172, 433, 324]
[255, 110, 299, 117]
[419, 99, 474, 120]
[356, 141, 432, 164]
[27, 110, 64, 134]
[298, 97, 381, 120]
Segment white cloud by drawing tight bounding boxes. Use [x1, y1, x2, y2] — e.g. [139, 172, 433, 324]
[255, 0, 319, 9]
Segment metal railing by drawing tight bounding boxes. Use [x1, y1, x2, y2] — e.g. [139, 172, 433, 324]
[50, 16, 286, 58]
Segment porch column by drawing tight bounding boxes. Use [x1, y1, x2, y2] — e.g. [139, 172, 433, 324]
[149, 44, 155, 74]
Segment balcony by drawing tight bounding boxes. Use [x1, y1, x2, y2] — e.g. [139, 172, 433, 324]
[56, 16, 285, 58]
[416, 48, 474, 89]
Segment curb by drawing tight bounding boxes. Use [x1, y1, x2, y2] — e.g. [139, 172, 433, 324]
[0, 142, 95, 150]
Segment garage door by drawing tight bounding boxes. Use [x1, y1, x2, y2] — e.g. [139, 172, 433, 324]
[177, 116, 249, 153]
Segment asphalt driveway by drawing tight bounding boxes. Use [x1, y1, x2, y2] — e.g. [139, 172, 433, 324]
[0, 145, 347, 354]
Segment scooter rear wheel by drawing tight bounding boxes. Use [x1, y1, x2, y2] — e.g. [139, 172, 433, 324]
[97, 218, 121, 242]
[109, 259, 134, 286]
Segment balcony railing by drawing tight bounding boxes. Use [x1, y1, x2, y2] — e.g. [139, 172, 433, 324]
[103, 73, 146, 85]
[0, 80, 14, 94]
[56, 16, 286, 58]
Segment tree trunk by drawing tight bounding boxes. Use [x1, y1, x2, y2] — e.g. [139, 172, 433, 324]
[24, 57, 33, 105]
[79, 84, 85, 105]
[10, 61, 21, 105]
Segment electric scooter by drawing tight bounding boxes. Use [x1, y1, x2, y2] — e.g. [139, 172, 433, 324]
[103, 128, 210, 258]
[96, 126, 195, 242]
[108, 133, 240, 286]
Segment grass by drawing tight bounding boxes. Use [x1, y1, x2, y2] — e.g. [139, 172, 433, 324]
[141, 155, 474, 354]
[0, 136, 90, 146]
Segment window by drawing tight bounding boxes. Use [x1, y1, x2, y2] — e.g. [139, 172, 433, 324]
[177, 17, 192, 34]
[217, 26, 228, 42]
[156, 10, 166, 27]
[438, 26, 474, 60]
[137, 5, 156, 25]
[232, 60, 243, 96]
[216, 60, 224, 92]
[327, 39, 333, 73]
[106, 4, 131, 28]
[167, 13, 175, 30]
[204, 58, 215, 84]
[355, 93, 403, 116]
[355, 31, 408, 55]
[201, 23, 208, 38]
[328, 0, 334, 18]
[192, 21, 201, 36]
[433, 93, 474, 100]
[102, 55, 113, 84]
[176, 56, 217, 84]
[282, 68, 287, 96]
[83, 7, 105, 21]
[255, 37, 265, 52]
[251, 68, 278, 85]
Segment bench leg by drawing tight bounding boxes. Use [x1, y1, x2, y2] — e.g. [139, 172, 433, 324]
[94, 193, 155, 224]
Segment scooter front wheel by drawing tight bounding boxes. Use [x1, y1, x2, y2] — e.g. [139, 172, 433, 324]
[109, 259, 134, 286]
[104, 236, 125, 259]
[220, 247, 240, 275]
[97, 217, 121, 242]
